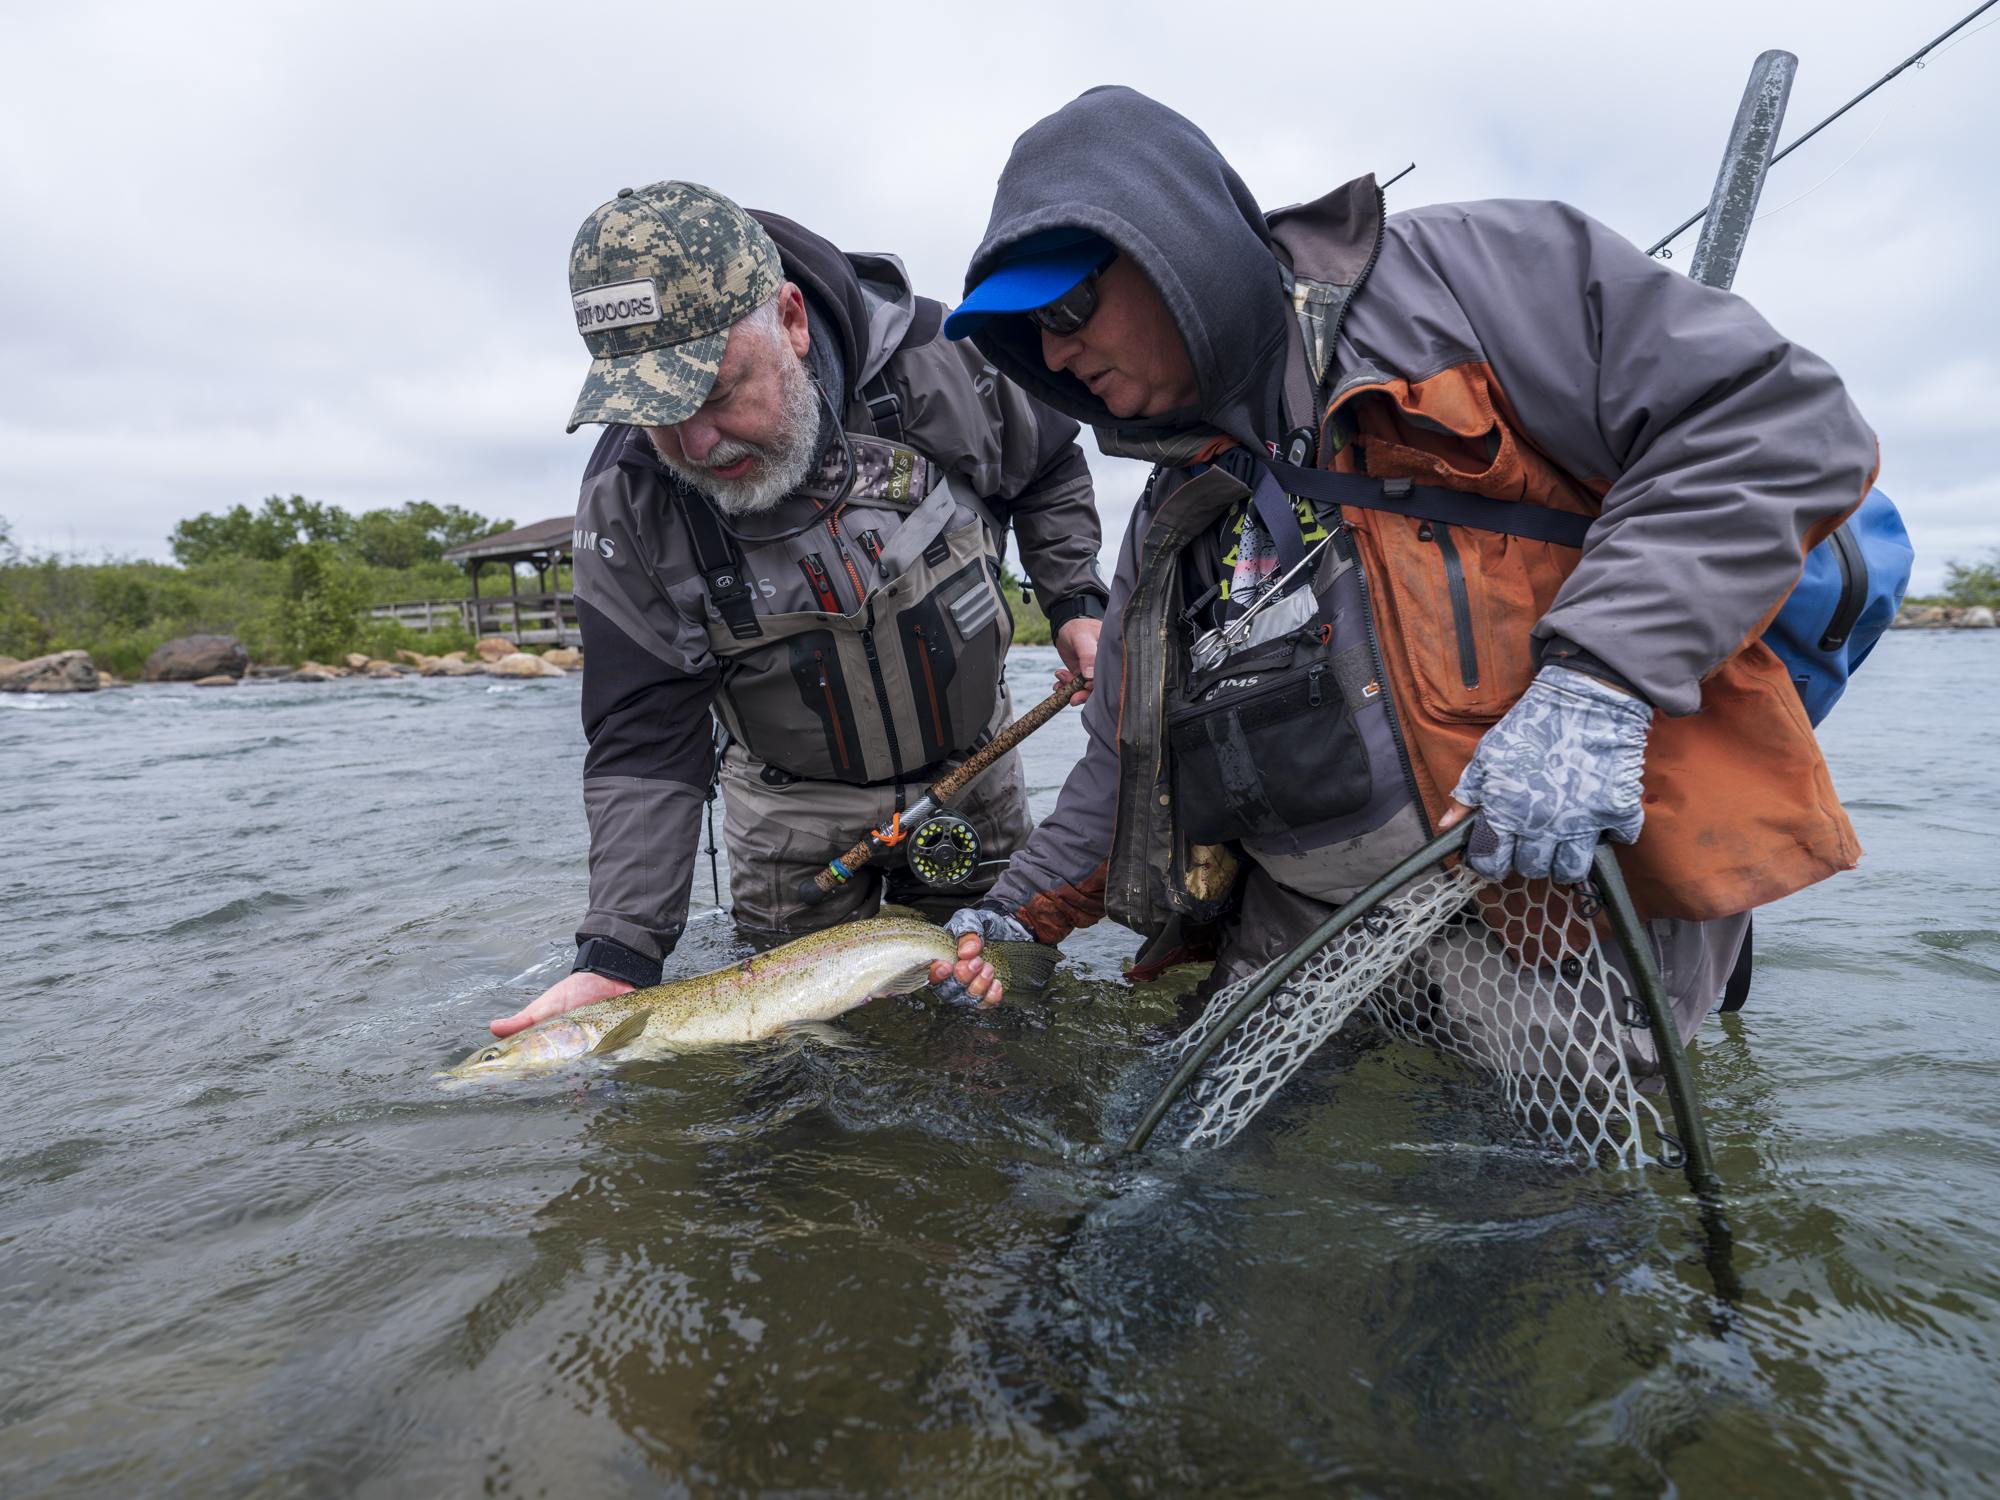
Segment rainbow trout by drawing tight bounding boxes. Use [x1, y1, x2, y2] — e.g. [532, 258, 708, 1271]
[440, 913, 1056, 1082]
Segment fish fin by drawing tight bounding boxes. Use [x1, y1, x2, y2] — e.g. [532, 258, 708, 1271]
[991, 941, 1061, 993]
[779, 1020, 868, 1052]
[872, 959, 943, 997]
[875, 903, 935, 924]
[588, 1009, 650, 1056]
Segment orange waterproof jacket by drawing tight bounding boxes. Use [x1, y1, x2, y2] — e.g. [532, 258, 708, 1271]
[1329, 360, 1868, 921]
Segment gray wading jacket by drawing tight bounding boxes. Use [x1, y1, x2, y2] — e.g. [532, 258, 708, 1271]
[972, 87, 1875, 943]
[571, 213, 1106, 973]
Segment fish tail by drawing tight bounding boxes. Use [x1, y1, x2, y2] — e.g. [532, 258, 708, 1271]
[990, 941, 1061, 994]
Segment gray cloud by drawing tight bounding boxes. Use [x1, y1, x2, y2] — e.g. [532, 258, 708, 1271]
[2, 0, 1992, 588]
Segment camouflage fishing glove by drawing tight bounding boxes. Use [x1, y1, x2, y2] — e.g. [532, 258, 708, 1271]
[1452, 666, 1654, 885]
[930, 907, 1039, 1005]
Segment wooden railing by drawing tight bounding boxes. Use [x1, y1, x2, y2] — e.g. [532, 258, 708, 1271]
[367, 592, 580, 646]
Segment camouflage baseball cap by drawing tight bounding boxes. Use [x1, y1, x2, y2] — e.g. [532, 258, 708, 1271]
[565, 181, 785, 433]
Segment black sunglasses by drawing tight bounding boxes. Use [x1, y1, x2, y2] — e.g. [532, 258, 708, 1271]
[1026, 251, 1119, 337]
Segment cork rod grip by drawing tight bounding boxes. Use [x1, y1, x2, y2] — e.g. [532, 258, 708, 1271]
[802, 674, 1089, 902]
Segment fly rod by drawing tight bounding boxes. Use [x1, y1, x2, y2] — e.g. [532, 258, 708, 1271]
[795, 673, 1088, 907]
[1647, 0, 2000, 258]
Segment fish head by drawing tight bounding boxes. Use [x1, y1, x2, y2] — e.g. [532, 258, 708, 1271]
[437, 1017, 603, 1082]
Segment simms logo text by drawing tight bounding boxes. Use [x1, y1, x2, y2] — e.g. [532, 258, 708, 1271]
[573, 278, 661, 335]
[575, 528, 616, 560]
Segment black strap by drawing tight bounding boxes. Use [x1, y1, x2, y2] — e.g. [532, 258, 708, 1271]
[1720, 916, 1752, 1013]
[860, 368, 904, 445]
[677, 490, 763, 640]
[1253, 453, 1594, 549]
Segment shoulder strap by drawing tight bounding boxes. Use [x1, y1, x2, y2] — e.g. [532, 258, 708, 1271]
[1257, 453, 1593, 549]
[676, 489, 764, 640]
[860, 367, 904, 445]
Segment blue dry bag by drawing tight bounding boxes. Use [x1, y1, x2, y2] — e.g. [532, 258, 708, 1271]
[1761, 487, 1913, 726]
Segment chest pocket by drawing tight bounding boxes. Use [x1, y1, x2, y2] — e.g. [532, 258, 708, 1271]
[895, 556, 1008, 767]
[1166, 644, 1372, 844]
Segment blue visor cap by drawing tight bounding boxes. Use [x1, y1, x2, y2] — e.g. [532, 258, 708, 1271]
[944, 229, 1115, 341]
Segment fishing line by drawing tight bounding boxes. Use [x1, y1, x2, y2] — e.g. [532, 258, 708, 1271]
[1647, 0, 1999, 257]
[1754, 14, 1996, 223]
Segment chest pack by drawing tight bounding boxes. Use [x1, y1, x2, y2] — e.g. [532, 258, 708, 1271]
[677, 433, 1013, 791]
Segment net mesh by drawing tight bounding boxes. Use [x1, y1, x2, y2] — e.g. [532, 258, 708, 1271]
[1172, 866, 1666, 1166]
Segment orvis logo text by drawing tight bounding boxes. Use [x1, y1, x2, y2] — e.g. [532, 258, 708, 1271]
[573, 278, 661, 335]
[574, 528, 616, 560]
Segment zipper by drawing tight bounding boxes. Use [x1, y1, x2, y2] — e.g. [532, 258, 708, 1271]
[911, 622, 945, 747]
[814, 650, 850, 771]
[1818, 520, 1870, 651]
[859, 622, 906, 806]
[1419, 522, 1480, 691]
[825, 509, 866, 603]
[798, 553, 841, 615]
[1350, 546, 1429, 834]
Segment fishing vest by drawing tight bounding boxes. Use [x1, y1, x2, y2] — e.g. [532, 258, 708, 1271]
[681, 432, 1014, 789]
[1105, 179, 1864, 934]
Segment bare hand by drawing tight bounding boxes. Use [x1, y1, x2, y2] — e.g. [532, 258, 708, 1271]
[1053, 617, 1102, 707]
[927, 932, 1004, 1008]
[491, 969, 635, 1038]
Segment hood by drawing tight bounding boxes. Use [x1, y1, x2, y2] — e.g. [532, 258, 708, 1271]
[964, 86, 1291, 461]
[750, 211, 926, 397]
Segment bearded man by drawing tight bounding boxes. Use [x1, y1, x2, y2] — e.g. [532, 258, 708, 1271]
[492, 182, 1106, 1038]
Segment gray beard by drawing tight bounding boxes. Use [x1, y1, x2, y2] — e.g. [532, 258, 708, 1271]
[663, 347, 822, 517]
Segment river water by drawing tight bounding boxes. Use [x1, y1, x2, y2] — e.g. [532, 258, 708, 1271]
[2, 637, 1995, 1497]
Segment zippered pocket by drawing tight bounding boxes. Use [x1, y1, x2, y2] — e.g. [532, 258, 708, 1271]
[786, 631, 863, 779]
[1360, 512, 1562, 724]
[1166, 654, 1371, 844]
[1419, 522, 1480, 691]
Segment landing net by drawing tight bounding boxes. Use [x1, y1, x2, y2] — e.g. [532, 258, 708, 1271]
[1172, 867, 1667, 1166]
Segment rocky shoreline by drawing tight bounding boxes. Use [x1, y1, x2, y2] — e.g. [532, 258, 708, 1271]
[1891, 604, 1997, 629]
[0, 636, 582, 693]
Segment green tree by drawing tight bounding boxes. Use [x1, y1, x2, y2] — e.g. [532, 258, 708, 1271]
[271, 541, 367, 663]
[170, 495, 354, 565]
[1942, 550, 2000, 610]
[349, 502, 513, 569]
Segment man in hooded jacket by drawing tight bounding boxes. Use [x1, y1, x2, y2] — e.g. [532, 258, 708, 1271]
[930, 87, 1874, 1056]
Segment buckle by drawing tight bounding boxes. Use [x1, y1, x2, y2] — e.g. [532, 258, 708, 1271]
[1381, 478, 1414, 501]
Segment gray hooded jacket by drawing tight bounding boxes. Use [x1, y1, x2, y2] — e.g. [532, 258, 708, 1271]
[975, 86, 1875, 923]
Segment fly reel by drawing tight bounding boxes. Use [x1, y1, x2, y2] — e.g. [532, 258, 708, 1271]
[905, 813, 980, 887]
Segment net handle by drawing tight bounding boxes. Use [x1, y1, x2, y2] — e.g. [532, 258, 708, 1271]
[1108, 820, 1474, 1159]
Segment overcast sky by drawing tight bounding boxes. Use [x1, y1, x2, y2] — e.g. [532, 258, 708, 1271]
[2, 0, 1993, 589]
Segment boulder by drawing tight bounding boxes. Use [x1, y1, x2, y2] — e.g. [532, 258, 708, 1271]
[344, 652, 371, 669]
[474, 637, 516, 663]
[542, 648, 583, 670]
[420, 658, 485, 676]
[248, 665, 294, 679]
[365, 663, 403, 678]
[0, 650, 102, 693]
[96, 671, 134, 689]
[394, 649, 427, 665]
[193, 674, 238, 687]
[286, 668, 338, 682]
[300, 660, 352, 677]
[1963, 605, 1997, 629]
[0, 656, 17, 669]
[441, 651, 468, 662]
[486, 652, 568, 678]
[141, 634, 249, 682]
